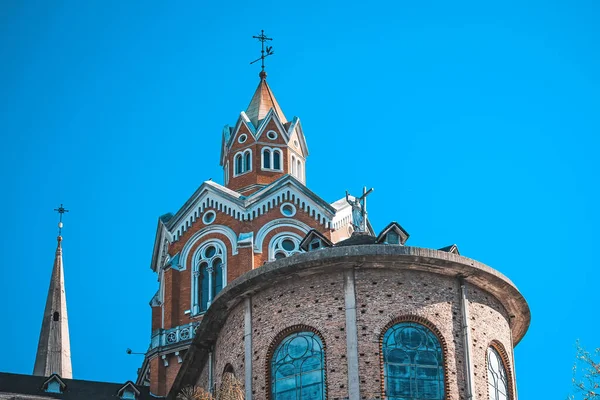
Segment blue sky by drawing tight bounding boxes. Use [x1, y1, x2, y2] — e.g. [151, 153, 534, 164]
[1, 0, 598, 397]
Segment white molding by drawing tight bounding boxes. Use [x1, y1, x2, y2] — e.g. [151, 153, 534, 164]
[254, 218, 310, 254]
[180, 225, 239, 272]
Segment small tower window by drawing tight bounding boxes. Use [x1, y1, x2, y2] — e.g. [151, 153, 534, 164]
[235, 154, 243, 175]
[487, 347, 510, 400]
[244, 151, 251, 172]
[309, 239, 321, 251]
[291, 155, 297, 176]
[263, 149, 271, 169]
[53, 312, 59, 322]
[194, 242, 227, 314]
[273, 149, 282, 170]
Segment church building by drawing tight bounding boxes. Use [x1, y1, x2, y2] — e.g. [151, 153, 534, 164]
[136, 33, 531, 400]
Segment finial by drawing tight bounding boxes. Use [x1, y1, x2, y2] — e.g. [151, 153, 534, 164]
[54, 204, 69, 237]
[250, 30, 274, 74]
[259, 70, 267, 80]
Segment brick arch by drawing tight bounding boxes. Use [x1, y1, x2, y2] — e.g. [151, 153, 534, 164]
[486, 340, 515, 400]
[378, 315, 450, 399]
[264, 324, 328, 400]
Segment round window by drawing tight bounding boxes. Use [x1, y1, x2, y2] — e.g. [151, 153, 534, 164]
[204, 246, 216, 258]
[238, 134, 247, 143]
[280, 203, 296, 217]
[294, 139, 299, 147]
[202, 210, 216, 225]
[281, 239, 296, 252]
[267, 130, 278, 140]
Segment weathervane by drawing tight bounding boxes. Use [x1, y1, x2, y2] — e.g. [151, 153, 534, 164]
[346, 187, 374, 233]
[250, 30, 274, 74]
[54, 203, 69, 236]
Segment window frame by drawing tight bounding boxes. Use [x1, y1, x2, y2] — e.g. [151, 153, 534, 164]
[266, 325, 327, 400]
[233, 149, 253, 177]
[486, 342, 514, 400]
[268, 232, 303, 261]
[191, 240, 227, 315]
[379, 316, 448, 400]
[261, 146, 283, 172]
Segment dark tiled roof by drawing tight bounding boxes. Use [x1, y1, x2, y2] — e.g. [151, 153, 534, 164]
[438, 244, 460, 255]
[0, 372, 157, 400]
[335, 232, 378, 247]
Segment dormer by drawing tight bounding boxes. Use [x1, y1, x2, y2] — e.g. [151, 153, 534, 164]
[439, 244, 460, 255]
[376, 222, 410, 245]
[42, 374, 67, 394]
[117, 381, 140, 399]
[220, 72, 309, 194]
[300, 229, 333, 252]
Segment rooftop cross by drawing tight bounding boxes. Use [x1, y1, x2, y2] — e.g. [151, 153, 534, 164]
[54, 203, 69, 236]
[346, 187, 374, 233]
[250, 30, 274, 76]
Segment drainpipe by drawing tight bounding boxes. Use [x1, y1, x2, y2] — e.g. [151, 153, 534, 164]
[208, 349, 214, 395]
[459, 277, 476, 400]
[244, 297, 253, 400]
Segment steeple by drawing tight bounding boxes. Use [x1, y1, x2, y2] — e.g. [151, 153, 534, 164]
[245, 71, 287, 128]
[33, 205, 72, 378]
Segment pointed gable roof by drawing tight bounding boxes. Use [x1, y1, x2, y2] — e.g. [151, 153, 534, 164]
[33, 235, 73, 379]
[246, 72, 287, 128]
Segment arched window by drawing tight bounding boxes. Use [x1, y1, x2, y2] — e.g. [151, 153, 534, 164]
[273, 149, 282, 170]
[270, 234, 302, 261]
[263, 148, 272, 169]
[244, 150, 251, 172]
[291, 155, 297, 176]
[382, 322, 444, 399]
[194, 242, 226, 313]
[488, 347, 509, 400]
[297, 159, 302, 180]
[235, 153, 243, 175]
[270, 331, 325, 400]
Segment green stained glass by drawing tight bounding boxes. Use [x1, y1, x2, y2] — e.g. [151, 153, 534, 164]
[383, 322, 444, 400]
[271, 331, 325, 400]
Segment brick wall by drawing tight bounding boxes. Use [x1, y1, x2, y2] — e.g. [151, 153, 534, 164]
[202, 266, 515, 400]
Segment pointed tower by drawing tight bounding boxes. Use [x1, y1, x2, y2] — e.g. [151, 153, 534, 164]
[33, 206, 72, 378]
[220, 71, 310, 194]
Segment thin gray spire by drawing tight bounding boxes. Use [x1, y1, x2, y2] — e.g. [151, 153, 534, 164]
[33, 207, 73, 378]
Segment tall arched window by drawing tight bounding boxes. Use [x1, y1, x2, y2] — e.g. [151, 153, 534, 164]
[297, 159, 302, 180]
[273, 149, 282, 170]
[291, 155, 297, 176]
[269, 234, 302, 261]
[244, 150, 251, 172]
[235, 154, 243, 175]
[270, 331, 325, 400]
[382, 322, 444, 399]
[263, 148, 272, 169]
[487, 347, 509, 400]
[194, 242, 226, 313]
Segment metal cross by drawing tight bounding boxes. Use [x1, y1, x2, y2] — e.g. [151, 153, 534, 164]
[54, 203, 69, 235]
[250, 30, 274, 72]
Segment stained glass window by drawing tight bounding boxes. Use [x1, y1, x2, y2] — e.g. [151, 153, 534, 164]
[487, 347, 509, 400]
[271, 331, 325, 400]
[382, 322, 444, 399]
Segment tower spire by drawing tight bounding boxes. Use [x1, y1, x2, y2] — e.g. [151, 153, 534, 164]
[33, 205, 73, 378]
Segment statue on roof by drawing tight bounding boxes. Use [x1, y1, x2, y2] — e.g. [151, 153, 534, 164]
[346, 187, 374, 233]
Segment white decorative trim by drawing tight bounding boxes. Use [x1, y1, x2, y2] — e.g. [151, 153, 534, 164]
[162, 355, 169, 367]
[254, 218, 311, 254]
[180, 225, 239, 272]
